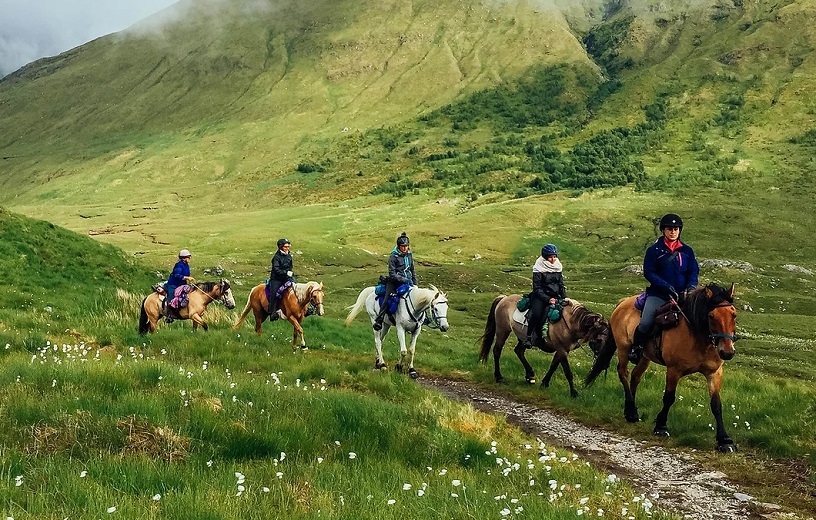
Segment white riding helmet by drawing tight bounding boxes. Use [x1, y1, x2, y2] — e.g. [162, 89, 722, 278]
[178, 249, 192, 258]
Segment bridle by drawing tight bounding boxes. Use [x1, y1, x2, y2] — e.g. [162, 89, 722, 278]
[423, 297, 448, 330]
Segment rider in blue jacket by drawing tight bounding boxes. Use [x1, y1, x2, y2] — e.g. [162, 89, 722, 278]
[164, 249, 194, 323]
[373, 232, 417, 331]
[630, 213, 699, 362]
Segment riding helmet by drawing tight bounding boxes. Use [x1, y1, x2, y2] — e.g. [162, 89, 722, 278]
[659, 213, 683, 230]
[541, 243, 558, 257]
[396, 232, 410, 247]
[277, 238, 290, 248]
[178, 249, 192, 258]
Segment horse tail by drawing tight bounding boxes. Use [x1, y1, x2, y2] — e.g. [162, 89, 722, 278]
[139, 297, 150, 335]
[232, 291, 254, 330]
[345, 286, 375, 325]
[478, 295, 504, 362]
[584, 332, 617, 387]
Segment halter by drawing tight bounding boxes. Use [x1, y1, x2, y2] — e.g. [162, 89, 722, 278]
[306, 288, 324, 315]
[676, 297, 737, 347]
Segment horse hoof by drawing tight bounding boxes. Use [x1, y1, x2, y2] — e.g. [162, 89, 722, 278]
[495, 378, 508, 385]
[624, 412, 640, 423]
[526, 377, 537, 385]
[408, 368, 419, 379]
[395, 364, 404, 374]
[653, 427, 671, 437]
[301, 345, 309, 351]
[716, 441, 737, 454]
[374, 360, 387, 370]
[569, 391, 579, 399]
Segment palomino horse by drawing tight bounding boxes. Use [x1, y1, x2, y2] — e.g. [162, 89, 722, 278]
[585, 283, 738, 452]
[232, 281, 325, 350]
[479, 296, 609, 397]
[139, 280, 236, 334]
[345, 285, 449, 379]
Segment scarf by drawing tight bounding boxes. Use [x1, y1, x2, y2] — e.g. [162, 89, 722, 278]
[533, 256, 562, 273]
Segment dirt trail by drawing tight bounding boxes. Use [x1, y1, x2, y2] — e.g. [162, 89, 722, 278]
[420, 377, 792, 520]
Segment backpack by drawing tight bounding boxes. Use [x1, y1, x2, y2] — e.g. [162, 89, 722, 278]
[517, 294, 531, 312]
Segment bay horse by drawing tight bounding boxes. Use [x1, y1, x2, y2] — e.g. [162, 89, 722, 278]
[479, 295, 609, 397]
[585, 283, 738, 452]
[345, 285, 449, 379]
[232, 281, 325, 350]
[139, 280, 236, 334]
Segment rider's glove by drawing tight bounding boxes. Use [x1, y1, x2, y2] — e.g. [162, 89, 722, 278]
[287, 271, 293, 277]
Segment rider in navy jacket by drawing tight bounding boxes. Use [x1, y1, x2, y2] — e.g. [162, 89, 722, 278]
[631, 213, 699, 362]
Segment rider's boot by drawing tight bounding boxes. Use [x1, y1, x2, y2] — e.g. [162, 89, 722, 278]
[628, 327, 649, 364]
[524, 330, 538, 349]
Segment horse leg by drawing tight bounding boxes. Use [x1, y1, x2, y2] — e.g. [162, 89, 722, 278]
[543, 349, 578, 398]
[288, 317, 304, 350]
[707, 367, 736, 452]
[492, 328, 512, 384]
[616, 348, 639, 422]
[394, 327, 408, 374]
[654, 367, 681, 437]
[373, 327, 388, 370]
[252, 308, 264, 335]
[406, 330, 420, 379]
[190, 313, 208, 332]
[513, 341, 537, 384]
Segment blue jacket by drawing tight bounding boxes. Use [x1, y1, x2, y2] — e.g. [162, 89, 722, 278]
[644, 238, 699, 298]
[388, 247, 417, 286]
[167, 260, 190, 288]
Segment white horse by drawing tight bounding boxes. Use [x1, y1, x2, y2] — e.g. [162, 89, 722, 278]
[345, 285, 449, 378]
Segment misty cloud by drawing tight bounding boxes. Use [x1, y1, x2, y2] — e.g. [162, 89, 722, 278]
[0, 0, 178, 77]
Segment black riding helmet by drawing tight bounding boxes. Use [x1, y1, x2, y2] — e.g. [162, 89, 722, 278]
[396, 232, 410, 247]
[659, 213, 683, 230]
[277, 238, 290, 248]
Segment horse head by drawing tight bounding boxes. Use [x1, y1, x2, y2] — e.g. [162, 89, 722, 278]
[218, 279, 236, 309]
[309, 282, 325, 316]
[704, 283, 737, 360]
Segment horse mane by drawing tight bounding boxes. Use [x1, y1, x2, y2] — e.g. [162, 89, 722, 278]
[194, 281, 217, 293]
[293, 281, 321, 303]
[681, 283, 733, 336]
[564, 299, 606, 334]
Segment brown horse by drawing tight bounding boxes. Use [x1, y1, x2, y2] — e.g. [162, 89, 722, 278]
[585, 283, 737, 452]
[479, 296, 610, 397]
[232, 281, 325, 350]
[139, 280, 236, 334]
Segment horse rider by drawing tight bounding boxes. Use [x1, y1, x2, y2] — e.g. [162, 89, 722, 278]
[268, 238, 294, 320]
[525, 243, 567, 348]
[165, 249, 195, 323]
[373, 232, 417, 331]
[630, 213, 699, 362]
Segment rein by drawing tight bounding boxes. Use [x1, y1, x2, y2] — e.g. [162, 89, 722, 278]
[675, 296, 737, 346]
[193, 283, 229, 305]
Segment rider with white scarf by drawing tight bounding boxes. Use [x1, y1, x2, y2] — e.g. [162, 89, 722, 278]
[525, 243, 567, 348]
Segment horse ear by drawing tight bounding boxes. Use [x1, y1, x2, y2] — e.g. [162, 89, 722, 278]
[728, 282, 735, 299]
[705, 286, 714, 298]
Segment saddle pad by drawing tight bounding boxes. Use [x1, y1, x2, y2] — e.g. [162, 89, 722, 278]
[512, 308, 528, 325]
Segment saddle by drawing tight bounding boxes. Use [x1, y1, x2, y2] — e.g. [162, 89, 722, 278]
[265, 279, 293, 312]
[375, 281, 410, 314]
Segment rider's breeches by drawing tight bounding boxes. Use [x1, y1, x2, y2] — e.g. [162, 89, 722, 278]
[636, 295, 668, 334]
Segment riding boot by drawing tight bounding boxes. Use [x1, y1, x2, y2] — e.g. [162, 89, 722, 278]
[269, 302, 280, 321]
[629, 327, 649, 364]
[524, 327, 539, 349]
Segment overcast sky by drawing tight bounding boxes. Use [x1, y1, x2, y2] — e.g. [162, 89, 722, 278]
[0, 0, 179, 77]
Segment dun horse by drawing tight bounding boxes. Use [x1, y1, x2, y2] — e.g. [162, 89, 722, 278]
[139, 280, 236, 334]
[232, 281, 325, 350]
[345, 285, 449, 379]
[585, 283, 738, 452]
[479, 296, 609, 397]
